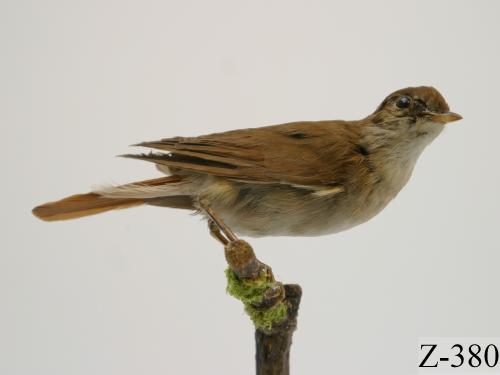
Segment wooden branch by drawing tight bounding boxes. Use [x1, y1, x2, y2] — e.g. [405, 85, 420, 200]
[224, 239, 302, 375]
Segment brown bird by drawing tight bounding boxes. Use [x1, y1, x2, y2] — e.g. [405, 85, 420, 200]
[32, 86, 462, 241]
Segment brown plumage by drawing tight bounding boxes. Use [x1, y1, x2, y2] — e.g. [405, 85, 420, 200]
[127, 120, 363, 185]
[32, 193, 144, 222]
[33, 176, 191, 221]
[32, 86, 462, 237]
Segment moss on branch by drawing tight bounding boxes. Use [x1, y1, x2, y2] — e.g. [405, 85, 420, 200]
[225, 268, 288, 331]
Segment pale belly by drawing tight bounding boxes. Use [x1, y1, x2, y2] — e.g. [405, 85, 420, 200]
[201, 180, 403, 237]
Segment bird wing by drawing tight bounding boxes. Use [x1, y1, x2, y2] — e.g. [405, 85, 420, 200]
[123, 120, 363, 188]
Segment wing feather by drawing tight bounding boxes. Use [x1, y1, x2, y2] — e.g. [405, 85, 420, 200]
[125, 121, 364, 187]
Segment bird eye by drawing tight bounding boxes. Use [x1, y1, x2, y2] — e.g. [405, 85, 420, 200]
[396, 96, 411, 109]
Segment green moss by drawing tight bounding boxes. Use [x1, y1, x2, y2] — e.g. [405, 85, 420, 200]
[225, 268, 288, 331]
[244, 301, 288, 331]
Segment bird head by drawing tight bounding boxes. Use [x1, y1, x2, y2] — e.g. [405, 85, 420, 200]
[370, 86, 462, 142]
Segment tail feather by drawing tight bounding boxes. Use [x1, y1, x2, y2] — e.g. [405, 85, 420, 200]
[32, 176, 190, 222]
[32, 193, 144, 221]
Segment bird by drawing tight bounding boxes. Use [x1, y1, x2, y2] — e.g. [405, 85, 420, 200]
[32, 86, 462, 241]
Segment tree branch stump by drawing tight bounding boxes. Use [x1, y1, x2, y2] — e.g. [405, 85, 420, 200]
[224, 239, 302, 375]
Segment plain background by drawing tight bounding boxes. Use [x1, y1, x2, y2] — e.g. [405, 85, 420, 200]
[1, 0, 499, 374]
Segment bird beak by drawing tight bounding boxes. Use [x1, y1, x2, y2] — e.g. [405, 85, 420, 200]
[422, 111, 463, 124]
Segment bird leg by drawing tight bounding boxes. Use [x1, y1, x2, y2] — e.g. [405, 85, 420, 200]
[200, 203, 238, 244]
[208, 220, 229, 246]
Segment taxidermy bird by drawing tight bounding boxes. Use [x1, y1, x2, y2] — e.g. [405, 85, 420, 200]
[33, 86, 461, 240]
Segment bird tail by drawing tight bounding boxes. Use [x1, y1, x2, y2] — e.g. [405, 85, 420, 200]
[32, 176, 193, 222]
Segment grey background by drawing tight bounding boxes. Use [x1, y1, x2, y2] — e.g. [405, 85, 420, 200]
[1, 0, 499, 374]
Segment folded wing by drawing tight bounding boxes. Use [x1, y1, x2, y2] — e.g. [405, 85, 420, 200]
[123, 120, 362, 188]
